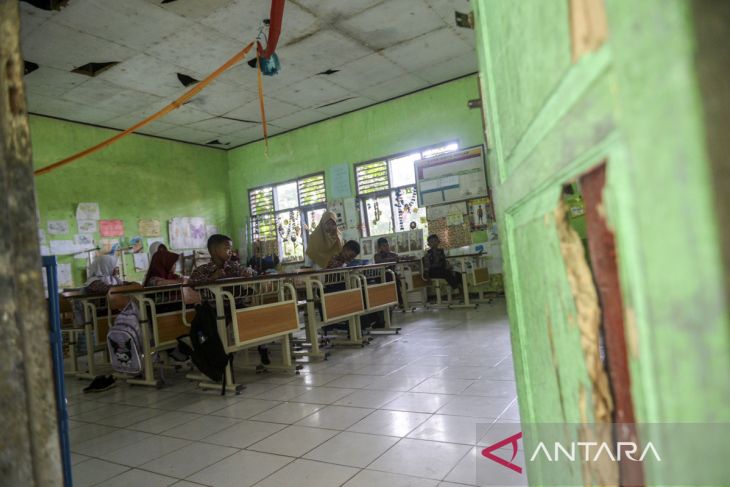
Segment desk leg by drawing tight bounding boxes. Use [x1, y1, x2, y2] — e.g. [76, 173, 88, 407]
[300, 281, 327, 360]
[76, 323, 97, 380]
[64, 330, 79, 375]
[448, 267, 477, 309]
[369, 305, 401, 335]
[126, 303, 160, 388]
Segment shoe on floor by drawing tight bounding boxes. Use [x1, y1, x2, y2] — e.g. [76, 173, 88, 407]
[83, 374, 116, 393]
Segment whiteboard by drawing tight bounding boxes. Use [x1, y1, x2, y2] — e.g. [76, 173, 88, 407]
[415, 146, 488, 206]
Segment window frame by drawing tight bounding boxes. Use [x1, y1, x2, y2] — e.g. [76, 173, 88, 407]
[354, 141, 458, 237]
[248, 172, 326, 263]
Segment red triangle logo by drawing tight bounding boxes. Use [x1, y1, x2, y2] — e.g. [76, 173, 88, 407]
[481, 431, 523, 474]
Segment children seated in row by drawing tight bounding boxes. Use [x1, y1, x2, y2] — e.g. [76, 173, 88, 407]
[144, 246, 182, 287]
[189, 234, 256, 284]
[84, 255, 129, 294]
[422, 234, 463, 291]
[326, 240, 361, 268]
[247, 242, 280, 274]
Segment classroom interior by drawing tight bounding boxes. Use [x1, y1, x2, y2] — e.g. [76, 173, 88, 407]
[3, 1, 729, 487]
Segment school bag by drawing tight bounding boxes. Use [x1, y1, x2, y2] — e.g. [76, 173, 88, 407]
[106, 300, 143, 375]
[177, 302, 232, 395]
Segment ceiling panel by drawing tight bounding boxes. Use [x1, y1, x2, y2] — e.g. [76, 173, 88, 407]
[141, 0, 236, 20]
[272, 75, 352, 109]
[223, 96, 302, 122]
[145, 23, 244, 74]
[53, 0, 193, 52]
[275, 29, 373, 74]
[269, 109, 328, 130]
[336, 0, 444, 50]
[20, 20, 136, 71]
[381, 27, 472, 72]
[23, 66, 89, 97]
[326, 53, 406, 91]
[20, 0, 477, 148]
[96, 53, 201, 98]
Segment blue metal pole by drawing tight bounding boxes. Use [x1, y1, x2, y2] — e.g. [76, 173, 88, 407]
[43, 256, 73, 487]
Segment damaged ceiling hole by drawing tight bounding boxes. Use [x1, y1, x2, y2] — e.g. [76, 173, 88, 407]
[24, 60, 39, 75]
[176, 73, 199, 87]
[206, 139, 229, 146]
[71, 62, 118, 77]
[20, 0, 68, 11]
[221, 116, 258, 124]
[317, 69, 340, 75]
[160, 0, 178, 4]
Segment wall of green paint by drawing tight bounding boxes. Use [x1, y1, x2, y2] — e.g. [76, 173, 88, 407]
[474, 0, 729, 483]
[226, 75, 484, 246]
[31, 115, 229, 286]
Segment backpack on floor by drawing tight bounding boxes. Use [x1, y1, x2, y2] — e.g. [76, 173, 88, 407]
[107, 300, 143, 375]
[179, 302, 232, 393]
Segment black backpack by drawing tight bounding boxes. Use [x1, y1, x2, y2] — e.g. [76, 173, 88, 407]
[177, 302, 232, 395]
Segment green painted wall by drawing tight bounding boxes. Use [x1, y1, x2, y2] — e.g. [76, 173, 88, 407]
[31, 116, 229, 286]
[474, 0, 729, 483]
[226, 75, 484, 246]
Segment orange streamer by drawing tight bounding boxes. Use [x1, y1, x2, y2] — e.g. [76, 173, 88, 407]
[35, 41, 255, 176]
[256, 46, 269, 153]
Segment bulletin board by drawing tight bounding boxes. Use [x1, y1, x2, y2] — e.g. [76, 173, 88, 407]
[415, 145, 488, 206]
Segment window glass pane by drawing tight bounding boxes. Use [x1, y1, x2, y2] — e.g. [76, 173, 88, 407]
[305, 207, 327, 236]
[274, 181, 298, 210]
[356, 161, 389, 195]
[364, 194, 394, 236]
[276, 209, 303, 263]
[391, 186, 425, 232]
[251, 213, 276, 241]
[421, 142, 458, 159]
[388, 153, 419, 187]
[249, 187, 274, 216]
[298, 174, 326, 206]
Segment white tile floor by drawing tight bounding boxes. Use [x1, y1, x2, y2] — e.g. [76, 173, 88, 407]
[66, 300, 518, 487]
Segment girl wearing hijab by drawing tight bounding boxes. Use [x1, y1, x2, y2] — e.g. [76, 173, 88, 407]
[84, 255, 124, 294]
[143, 248, 182, 287]
[305, 210, 343, 269]
[148, 241, 167, 258]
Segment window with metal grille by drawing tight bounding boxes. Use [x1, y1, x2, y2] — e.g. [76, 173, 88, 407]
[356, 161, 389, 195]
[354, 142, 458, 236]
[248, 173, 326, 263]
[298, 173, 326, 206]
[249, 187, 274, 216]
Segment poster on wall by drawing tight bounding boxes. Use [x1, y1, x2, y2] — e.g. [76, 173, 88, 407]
[77, 219, 98, 234]
[99, 219, 124, 237]
[169, 217, 207, 250]
[416, 146, 488, 206]
[76, 202, 100, 221]
[129, 236, 144, 253]
[138, 219, 161, 237]
[329, 163, 352, 199]
[99, 238, 120, 255]
[133, 253, 149, 271]
[47, 220, 69, 235]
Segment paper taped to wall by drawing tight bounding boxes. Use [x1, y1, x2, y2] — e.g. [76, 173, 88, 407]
[76, 202, 100, 221]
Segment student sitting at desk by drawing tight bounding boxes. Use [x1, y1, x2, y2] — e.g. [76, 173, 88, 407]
[247, 243, 280, 274]
[144, 247, 182, 287]
[189, 234, 256, 284]
[326, 240, 361, 268]
[84, 255, 130, 294]
[374, 237, 404, 308]
[422, 234, 463, 291]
